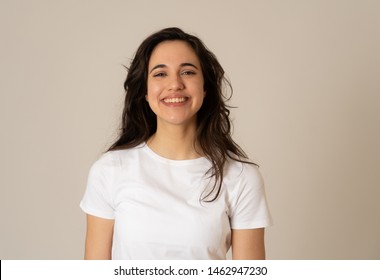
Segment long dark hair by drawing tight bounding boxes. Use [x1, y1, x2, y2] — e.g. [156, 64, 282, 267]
[108, 27, 254, 201]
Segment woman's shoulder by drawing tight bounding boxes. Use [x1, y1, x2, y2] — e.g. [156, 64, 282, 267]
[93, 144, 145, 169]
[224, 157, 263, 187]
[225, 157, 259, 175]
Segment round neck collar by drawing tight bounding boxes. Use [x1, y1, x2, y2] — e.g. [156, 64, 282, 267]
[142, 142, 208, 166]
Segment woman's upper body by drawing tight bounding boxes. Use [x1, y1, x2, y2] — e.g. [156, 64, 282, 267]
[80, 143, 272, 259]
[81, 27, 272, 260]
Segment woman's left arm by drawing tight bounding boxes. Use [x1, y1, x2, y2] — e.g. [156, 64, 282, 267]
[231, 228, 266, 260]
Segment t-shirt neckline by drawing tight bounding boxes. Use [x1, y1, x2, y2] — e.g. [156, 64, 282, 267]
[142, 142, 209, 166]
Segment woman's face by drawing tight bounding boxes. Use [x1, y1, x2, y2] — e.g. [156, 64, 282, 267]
[146, 40, 205, 128]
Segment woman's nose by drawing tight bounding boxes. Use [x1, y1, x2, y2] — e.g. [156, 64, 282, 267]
[168, 75, 184, 91]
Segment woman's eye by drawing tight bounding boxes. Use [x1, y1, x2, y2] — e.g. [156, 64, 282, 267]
[182, 70, 195, 75]
[153, 72, 167, 77]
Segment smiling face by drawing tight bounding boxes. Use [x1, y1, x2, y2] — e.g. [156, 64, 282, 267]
[146, 40, 205, 128]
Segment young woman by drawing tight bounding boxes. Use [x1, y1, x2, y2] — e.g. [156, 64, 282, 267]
[80, 27, 272, 260]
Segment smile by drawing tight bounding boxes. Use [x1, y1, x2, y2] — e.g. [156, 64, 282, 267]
[163, 97, 188, 103]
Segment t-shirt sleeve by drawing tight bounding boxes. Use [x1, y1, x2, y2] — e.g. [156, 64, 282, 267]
[229, 164, 273, 229]
[80, 154, 115, 219]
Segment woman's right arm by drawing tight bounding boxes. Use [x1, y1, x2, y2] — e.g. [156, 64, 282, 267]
[84, 214, 114, 260]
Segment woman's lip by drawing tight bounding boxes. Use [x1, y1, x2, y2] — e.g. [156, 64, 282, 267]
[162, 97, 188, 103]
[161, 96, 190, 106]
[161, 94, 188, 100]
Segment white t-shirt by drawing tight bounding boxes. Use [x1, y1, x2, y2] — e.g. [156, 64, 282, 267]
[80, 143, 272, 259]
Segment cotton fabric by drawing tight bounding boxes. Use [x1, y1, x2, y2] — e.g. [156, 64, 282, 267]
[80, 143, 272, 259]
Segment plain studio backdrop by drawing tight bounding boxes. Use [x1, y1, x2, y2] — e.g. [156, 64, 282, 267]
[1, 0, 379, 259]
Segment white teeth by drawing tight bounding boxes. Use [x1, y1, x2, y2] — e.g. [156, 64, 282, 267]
[164, 97, 186, 103]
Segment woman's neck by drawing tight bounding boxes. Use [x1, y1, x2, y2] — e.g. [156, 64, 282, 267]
[147, 122, 202, 160]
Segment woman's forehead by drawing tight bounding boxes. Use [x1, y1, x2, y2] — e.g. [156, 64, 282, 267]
[149, 40, 200, 67]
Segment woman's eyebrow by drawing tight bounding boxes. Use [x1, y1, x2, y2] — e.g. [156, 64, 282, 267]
[180, 63, 198, 69]
[149, 62, 199, 73]
[150, 64, 166, 73]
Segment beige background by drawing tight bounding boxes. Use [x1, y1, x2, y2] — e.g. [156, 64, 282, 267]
[1, 0, 379, 259]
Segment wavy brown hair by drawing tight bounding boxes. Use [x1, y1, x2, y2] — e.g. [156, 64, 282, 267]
[108, 27, 254, 201]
